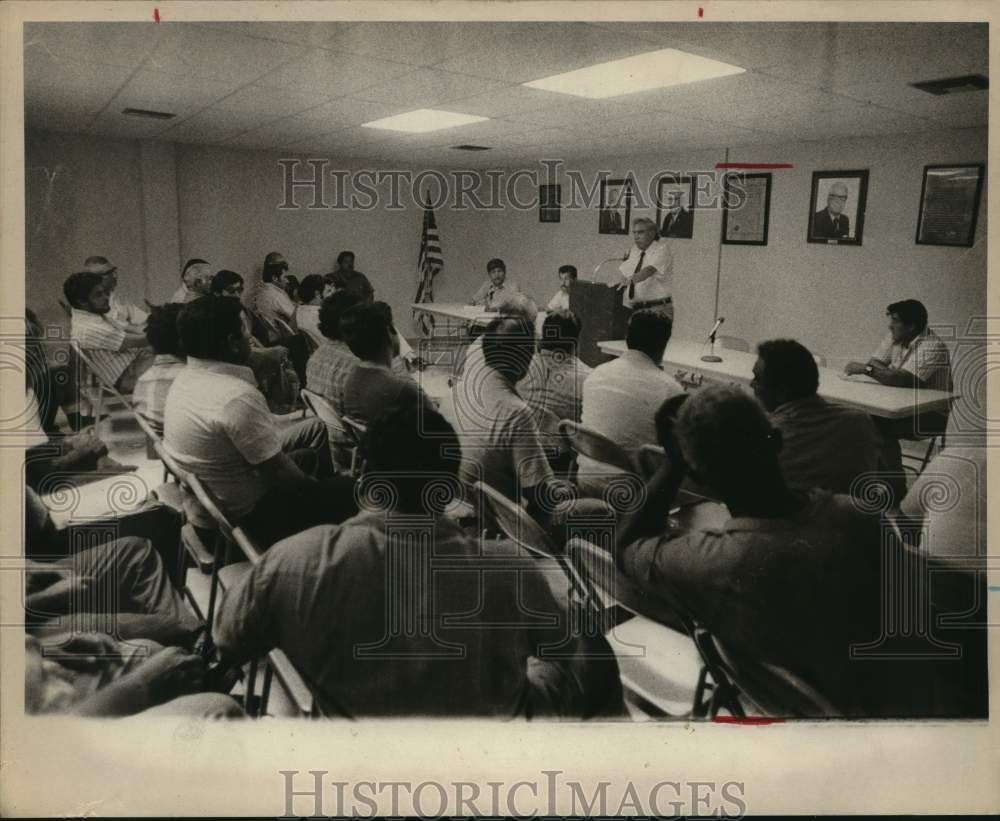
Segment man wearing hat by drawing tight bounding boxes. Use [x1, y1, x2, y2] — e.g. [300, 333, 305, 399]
[85, 256, 147, 332]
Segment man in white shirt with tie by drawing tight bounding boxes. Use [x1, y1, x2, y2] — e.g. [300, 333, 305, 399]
[615, 218, 674, 320]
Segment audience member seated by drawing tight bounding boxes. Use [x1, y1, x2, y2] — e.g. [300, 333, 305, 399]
[293, 274, 326, 347]
[64, 271, 154, 394]
[134, 303, 185, 435]
[332, 250, 375, 304]
[546, 264, 577, 312]
[339, 303, 434, 427]
[321, 272, 339, 300]
[613, 384, 961, 716]
[25, 308, 90, 432]
[254, 252, 297, 325]
[845, 299, 953, 502]
[85, 256, 148, 331]
[284, 274, 301, 305]
[169, 258, 212, 304]
[214, 403, 623, 718]
[454, 292, 539, 386]
[752, 338, 880, 495]
[163, 297, 356, 546]
[470, 257, 520, 311]
[369, 300, 417, 375]
[456, 317, 569, 527]
[578, 309, 682, 484]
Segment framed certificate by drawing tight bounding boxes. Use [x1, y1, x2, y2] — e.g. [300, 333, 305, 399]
[721, 173, 772, 246]
[915, 164, 984, 247]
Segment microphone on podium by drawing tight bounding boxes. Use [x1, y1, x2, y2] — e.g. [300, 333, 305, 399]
[701, 317, 725, 363]
[592, 254, 629, 287]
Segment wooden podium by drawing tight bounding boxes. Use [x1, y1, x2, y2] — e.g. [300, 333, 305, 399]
[570, 280, 630, 367]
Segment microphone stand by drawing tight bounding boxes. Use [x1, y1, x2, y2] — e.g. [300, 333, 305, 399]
[701, 319, 724, 363]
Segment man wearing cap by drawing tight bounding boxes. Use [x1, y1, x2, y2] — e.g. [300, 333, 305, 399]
[85, 256, 148, 332]
[255, 252, 296, 325]
[170, 259, 212, 304]
[613, 218, 674, 320]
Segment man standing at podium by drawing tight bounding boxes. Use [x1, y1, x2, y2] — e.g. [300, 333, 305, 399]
[615, 218, 674, 320]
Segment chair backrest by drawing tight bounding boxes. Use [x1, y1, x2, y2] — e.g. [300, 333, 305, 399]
[272, 316, 296, 338]
[474, 480, 559, 558]
[558, 420, 634, 473]
[717, 335, 750, 353]
[300, 388, 351, 439]
[812, 352, 828, 368]
[58, 299, 72, 318]
[634, 443, 666, 479]
[341, 414, 368, 443]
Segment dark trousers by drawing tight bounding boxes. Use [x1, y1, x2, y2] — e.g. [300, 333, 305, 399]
[873, 411, 948, 502]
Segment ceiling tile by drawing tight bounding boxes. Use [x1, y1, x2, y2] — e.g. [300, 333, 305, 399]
[25, 50, 134, 106]
[255, 49, 415, 96]
[293, 97, 410, 129]
[325, 23, 492, 66]
[110, 68, 242, 119]
[212, 84, 329, 119]
[24, 22, 164, 70]
[87, 109, 178, 139]
[192, 21, 354, 48]
[351, 67, 507, 108]
[158, 117, 240, 145]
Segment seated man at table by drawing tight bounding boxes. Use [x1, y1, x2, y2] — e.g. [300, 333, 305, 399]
[546, 265, 577, 312]
[339, 302, 435, 428]
[612, 385, 913, 716]
[752, 338, 880, 495]
[470, 258, 521, 311]
[845, 299, 952, 501]
[133, 303, 186, 435]
[64, 271, 154, 394]
[332, 250, 375, 304]
[579, 309, 683, 484]
[214, 402, 622, 718]
[163, 296, 356, 546]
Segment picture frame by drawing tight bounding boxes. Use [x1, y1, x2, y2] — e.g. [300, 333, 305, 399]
[807, 169, 869, 246]
[915, 163, 984, 247]
[539, 184, 561, 223]
[655, 175, 696, 239]
[721, 172, 772, 246]
[598, 178, 631, 235]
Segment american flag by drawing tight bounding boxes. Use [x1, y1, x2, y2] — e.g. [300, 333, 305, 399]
[414, 196, 442, 336]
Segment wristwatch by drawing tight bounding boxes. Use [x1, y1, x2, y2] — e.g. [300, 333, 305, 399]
[864, 365, 874, 375]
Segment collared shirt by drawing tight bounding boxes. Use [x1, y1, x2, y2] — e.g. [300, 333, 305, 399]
[547, 290, 570, 312]
[69, 308, 139, 387]
[255, 282, 296, 324]
[619, 239, 673, 308]
[769, 395, 881, 495]
[519, 349, 592, 437]
[341, 360, 434, 429]
[622, 489, 884, 707]
[293, 304, 324, 347]
[168, 283, 198, 304]
[108, 292, 148, 328]
[133, 354, 186, 433]
[872, 328, 952, 392]
[456, 367, 554, 502]
[333, 270, 375, 303]
[213, 512, 574, 717]
[471, 279, 521, 311]
[163, 357, 280, 520]
[305, 338, 357, 417]
[580, 348, 683, 460]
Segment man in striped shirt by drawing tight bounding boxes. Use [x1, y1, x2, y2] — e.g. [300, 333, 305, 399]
[84, 255, 148, 331]
[64, 271, 153, 393]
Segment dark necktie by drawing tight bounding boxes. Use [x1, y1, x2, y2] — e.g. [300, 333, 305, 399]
[629, 250, 645, 300]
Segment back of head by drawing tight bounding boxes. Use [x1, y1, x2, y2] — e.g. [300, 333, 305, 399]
[210, 269, 243, 296]
[181, 258, 208, 281]
[495, 292, 538, 326]
[626, 308, 672, 360]
[339, 303, 391, 362]
[298, 274, 325, 304]
[540, 309, 582, 354]
[756, 339, 819, 404]
[482, 316, 535, 380]
[63, 271, 103, 309]
[177, 296, 243, 360]
[262, 251, 287, 283]
[887, 298, 928, 332]
[318, 291, 361, 340]
[365, 401, 461, 513]
[676, 385, 777, 497]
[145, 303, 184, 357]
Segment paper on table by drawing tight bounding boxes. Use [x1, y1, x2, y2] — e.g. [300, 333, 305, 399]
[838, 372, 880, 384]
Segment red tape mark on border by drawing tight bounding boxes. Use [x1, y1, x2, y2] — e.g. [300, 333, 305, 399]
[712, 716, 785, 726]
[153, 7, 160, 22]
[716, 163, 794, 170]
[698, 7, 704, 17]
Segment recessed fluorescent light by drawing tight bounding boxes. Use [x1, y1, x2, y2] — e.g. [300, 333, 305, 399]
[523, 48, 745, 98]
[362, 109, 489, 133]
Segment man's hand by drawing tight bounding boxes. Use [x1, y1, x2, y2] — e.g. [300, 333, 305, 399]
[844, 361, 867, 375]
[136, 646, 206, 705]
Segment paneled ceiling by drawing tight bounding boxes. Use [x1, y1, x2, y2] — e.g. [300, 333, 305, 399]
[24, 21, 988, 165]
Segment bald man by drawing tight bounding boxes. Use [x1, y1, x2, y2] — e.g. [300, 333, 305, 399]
[812, 182, 851, 239]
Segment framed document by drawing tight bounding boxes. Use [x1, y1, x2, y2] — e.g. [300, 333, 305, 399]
[539, 183, 561, 223]
[598, 178, 631, 235]
[655, 175, 696, 239]
[915, 164, 984, 247]
[721, 173, 772, 245]
[807, 170, 868, 246]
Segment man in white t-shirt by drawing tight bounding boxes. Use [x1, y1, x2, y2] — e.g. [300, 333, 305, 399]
[546, 265, 577, 312]
[614, 218, 674, 320]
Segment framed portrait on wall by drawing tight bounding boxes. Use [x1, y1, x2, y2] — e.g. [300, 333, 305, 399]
[807, 170, 868, 246]
[721, 173, 772, 246]
[598, 178, 631, 235]
[915, 164, 984, 247]
[655, 175, 695, 238]
[539, 184, 561, 223]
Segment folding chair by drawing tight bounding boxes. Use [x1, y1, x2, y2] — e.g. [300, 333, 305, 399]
[72, 343, 137, 437]
[558, 420, 635, 474]
[300, 388, 364, 476]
